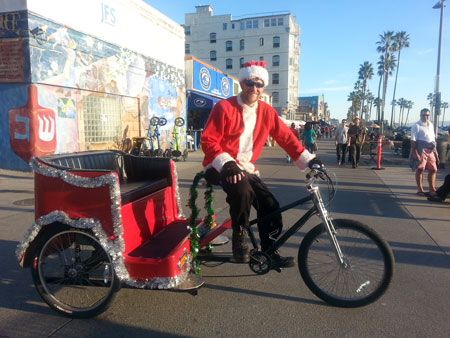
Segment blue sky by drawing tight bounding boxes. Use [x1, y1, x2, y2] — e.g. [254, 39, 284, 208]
[144, 0, 450, 124]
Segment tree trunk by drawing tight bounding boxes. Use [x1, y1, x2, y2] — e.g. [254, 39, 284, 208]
[390, 51, 401, 128]
[377, 75, 383, 122]
[405, 108, 411, 126]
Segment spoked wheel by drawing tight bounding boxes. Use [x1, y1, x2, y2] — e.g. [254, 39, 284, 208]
[182, 149, 188, 161]
[174, 117, 185, 127]
[150, 117, 160, 126]
[31, 226, 120, 318]
[298, 219, 394, 308]
[163, 149, 171, 158]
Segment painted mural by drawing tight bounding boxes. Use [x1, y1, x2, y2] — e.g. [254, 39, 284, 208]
[0, 10, 186, 170]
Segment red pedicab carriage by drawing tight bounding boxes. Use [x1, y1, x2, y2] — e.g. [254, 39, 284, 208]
[16, 150, 230, 318]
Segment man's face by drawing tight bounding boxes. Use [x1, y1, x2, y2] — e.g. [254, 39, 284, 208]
[240, 78, 264, 106]
[420, 110, 430, 123]
[354, 119, 360, 126]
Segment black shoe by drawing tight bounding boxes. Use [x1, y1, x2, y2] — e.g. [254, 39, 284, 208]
[270, 251, 295, 268]
[427, 195, 444, 202]
[232, 230, 250, 263]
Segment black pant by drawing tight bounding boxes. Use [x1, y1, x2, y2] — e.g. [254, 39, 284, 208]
[336, 143, 347, 165]
[350, 143, 361, 166]
[437, 174, 450, 200]
[204, 168, 282, 251]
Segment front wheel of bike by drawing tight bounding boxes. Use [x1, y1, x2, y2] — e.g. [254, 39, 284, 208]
[298, 219, 394, 308]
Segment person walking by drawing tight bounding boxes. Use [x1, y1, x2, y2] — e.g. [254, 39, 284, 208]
[301, 122, 317, 154]
[286, 123, 300, 162]
[201, 60, 323, 266]
[347, 117, 365, 168]
[410, 108, 439, 196]
[427, 173, 450, 202]
[335, 119, 348, 166]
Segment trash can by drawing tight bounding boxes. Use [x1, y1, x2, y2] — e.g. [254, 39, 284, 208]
[401, 138, 411, 158]
[436, 135, 449, 169]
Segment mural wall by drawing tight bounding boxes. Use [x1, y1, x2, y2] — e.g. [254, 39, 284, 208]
[0, 9, 186, 170]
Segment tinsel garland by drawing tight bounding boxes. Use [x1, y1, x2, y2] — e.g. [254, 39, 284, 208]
[188, 172, 215, 274]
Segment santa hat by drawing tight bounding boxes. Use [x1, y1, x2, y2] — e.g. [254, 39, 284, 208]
[238, 60, 269, 86]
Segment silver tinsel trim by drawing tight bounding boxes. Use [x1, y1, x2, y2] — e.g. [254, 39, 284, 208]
[17, 158, 191, 289]
[172, 162, 185, 218]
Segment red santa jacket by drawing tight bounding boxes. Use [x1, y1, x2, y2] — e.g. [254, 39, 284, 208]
[201, 95, 314, 174]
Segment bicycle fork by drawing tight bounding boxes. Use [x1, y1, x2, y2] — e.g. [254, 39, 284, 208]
[310, 187, 346, 266]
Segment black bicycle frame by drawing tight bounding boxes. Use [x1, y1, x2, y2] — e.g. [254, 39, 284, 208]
[246, 194, 318, 255]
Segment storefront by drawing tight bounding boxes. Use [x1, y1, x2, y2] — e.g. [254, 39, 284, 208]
[0, 0, 185, 170]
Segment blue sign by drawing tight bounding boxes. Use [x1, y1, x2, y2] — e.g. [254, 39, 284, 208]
[192, 61, 232, 99]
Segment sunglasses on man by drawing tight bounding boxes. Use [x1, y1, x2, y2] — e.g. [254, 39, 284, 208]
[244, 80, 264, 88]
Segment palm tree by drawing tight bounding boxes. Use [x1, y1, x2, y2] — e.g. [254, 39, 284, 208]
[390, 99, 397, 127]
[348, 91, 362, 120]
[441, 101, 449, 126]
[376, 60, 384, 122]
[397, 97, 407, 126]
[374, 97, 382, 122]
[427, 93, 435, 115]
[390, 32, 410, 128]
[358, 61, 374, 119]
[404, 100, 414, 126]
[377, 31, 397, 134]
[366, 91, 374, 120]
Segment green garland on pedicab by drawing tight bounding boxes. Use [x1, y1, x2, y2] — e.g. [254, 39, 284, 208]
[188, 171, 216, 274]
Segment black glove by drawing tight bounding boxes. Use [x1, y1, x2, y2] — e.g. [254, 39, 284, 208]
[220, 161, 244, 184]
[308, 157, 324, 169]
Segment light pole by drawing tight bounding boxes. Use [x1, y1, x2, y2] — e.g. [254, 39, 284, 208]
[433, 0, 445, 135]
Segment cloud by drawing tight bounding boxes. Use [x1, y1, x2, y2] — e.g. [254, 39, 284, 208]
[301, 86, 352, 94]
[417, 48, 434, 55]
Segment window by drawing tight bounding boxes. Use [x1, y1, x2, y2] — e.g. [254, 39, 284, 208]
[210, 33, 216, 43]
[272, 55, 280, 67]
[226, 59, 233, 69]
[226, 40, 232, 51]
[273, 36, 280, 48]
[210, 50, 216, 61]
[259, 38, 264, 46]
[272, 92, 279, 103]
[83, 96, 121, 143]
[240, 58, 244, 68]
[240, 22, 245, 30]
[240, 39, 245, 51]
[264, 19, 270, 27]
[272, 73, 279, 85]
[232, 23, 235, 29]
[278, 18, 284, 26]
[223, 23, 227, 30]
[253, 20, 259, 28]
[185, 44, 190, 54]
[246, 20, 252, 29]
[259, 56, 264, 61]
[184, 26, 190, 35]
[271, 18, 276, 26]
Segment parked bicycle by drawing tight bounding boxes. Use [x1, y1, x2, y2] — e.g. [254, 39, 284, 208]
[140, 116, 167, 157]
[164, 117, 188, 161]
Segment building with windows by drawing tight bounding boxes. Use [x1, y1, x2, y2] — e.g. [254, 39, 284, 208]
[297, 95, 326, 122]
[184, 5, 300, 116]
[0, 0, 186, 171]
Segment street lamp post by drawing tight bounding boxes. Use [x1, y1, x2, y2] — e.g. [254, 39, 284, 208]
[433, 0, 445, 135]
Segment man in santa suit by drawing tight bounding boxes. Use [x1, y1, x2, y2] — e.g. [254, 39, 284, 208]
[201, 61, 323, 267]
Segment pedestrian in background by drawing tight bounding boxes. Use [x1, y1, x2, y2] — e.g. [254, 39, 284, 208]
[410, 108, 439, 196]
[335, 119, 348, 166]
[286, 122, 300, 162]
[301, 122, 317, 154]
[347, 117, 365, 168]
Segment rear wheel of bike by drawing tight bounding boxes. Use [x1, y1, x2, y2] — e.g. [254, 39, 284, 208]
[298, 219, 394, 307]
[31, 226, 120, 318]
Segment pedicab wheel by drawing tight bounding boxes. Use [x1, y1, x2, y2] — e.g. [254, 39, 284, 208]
[155, 149, 163, 157]
[163, 149, 171, 158]
[249, 251, 271, 275]
[31, 226, 120, 318]
[174, 117, 185, 127]
[298, 219, 394, 308]
[172, 150, 182, 158]
[150, 116, 160, 126]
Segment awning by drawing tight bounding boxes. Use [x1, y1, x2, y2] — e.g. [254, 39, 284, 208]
[187, 91, 222, 112]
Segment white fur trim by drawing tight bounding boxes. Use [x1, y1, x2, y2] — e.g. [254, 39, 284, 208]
[212, 153, 235, 172]
[238, 65, 269, 86]
[295, 150, 316, 171]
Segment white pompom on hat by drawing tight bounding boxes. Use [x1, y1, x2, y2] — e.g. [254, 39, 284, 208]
[238, 60, 269, 87]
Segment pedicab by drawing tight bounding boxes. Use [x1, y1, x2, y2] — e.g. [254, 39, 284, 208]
[17, 150, 394, 318]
